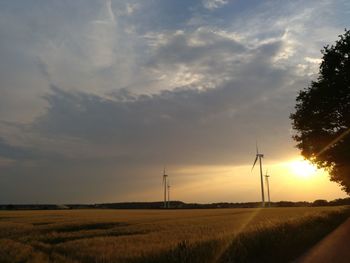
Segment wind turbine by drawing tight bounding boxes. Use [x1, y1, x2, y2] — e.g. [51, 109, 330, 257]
[162, 167, 168, 208]
[167, 180, 170, 208]
[252, 143, 265, 207]
[265, 169, 271, 207]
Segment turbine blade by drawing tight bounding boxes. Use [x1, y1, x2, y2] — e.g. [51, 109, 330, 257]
[251, 156, 258, 171]
[256, 141, 259, 154]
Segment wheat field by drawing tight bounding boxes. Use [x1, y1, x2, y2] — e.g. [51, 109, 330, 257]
[0, 207, 349, 263]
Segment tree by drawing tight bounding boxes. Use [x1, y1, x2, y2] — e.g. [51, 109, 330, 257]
[290, 29, 350, 194]
[312, 199, 328, 207]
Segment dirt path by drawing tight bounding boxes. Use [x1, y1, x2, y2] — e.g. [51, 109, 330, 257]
[295, 218, 350, 263]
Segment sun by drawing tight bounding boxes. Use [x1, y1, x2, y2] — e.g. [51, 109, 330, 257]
[289, 159, 318, 178]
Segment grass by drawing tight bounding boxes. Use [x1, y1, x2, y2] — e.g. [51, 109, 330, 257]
[0, 206, 349, 262]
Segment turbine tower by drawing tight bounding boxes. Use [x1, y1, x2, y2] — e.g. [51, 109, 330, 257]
[252, 143, 265, 207]
[162, 167, 168, 208]
[167, 180, 170, 208]
[265, 169, 271, 207]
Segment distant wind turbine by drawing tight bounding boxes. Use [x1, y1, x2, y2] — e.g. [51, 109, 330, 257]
[162, 167, 168, 208]
[252, 143, 265, 207]
[265, 169, 271, 207]
[167, 180, 170, 208]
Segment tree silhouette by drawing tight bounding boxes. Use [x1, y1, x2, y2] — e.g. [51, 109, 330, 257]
[290, 29, 350, 194]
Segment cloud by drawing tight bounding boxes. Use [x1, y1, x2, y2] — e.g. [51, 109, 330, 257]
[202, 0, 228, 10]
[0, 137, 37, 161]
[144, 28, 247, 89]
[125, 3, 140, 15]
[106, 0, 116, 23]
[8, 35, 301, 168]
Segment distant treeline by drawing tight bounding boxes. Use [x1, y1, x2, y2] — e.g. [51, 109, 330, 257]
[1, 198, 349, 210]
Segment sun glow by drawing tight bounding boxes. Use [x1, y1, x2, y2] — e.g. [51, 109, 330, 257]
[163, 159, 347, 203]
[289, 159, 318, 178]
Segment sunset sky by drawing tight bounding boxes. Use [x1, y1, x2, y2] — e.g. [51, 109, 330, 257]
[0, 0, 349, 204]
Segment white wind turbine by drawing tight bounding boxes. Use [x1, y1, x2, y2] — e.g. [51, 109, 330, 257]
[265, 169, 271, 207]
[252, 143, 265, 207]
[162, 167, 168, 208]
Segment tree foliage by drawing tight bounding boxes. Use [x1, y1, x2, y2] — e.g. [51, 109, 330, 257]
[290, 29, 350, 194]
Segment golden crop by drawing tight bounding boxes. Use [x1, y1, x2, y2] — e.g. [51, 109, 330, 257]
[0, 207, 348, 263]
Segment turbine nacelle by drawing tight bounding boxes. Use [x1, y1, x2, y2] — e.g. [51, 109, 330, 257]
[265, 169, 269, 177]
[251, 154, 264, 171]
[162, 167, 168, 184]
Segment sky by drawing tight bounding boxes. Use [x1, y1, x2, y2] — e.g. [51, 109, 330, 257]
[0, 0, 349, 204]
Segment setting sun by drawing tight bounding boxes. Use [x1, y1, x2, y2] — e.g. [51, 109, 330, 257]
[289, 159, 318, 178]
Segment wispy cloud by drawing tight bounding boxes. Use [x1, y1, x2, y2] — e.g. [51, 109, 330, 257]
[202, 0, 229, 10]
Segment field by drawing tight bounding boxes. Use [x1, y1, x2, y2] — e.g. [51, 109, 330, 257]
[0, 207, 349, 263]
